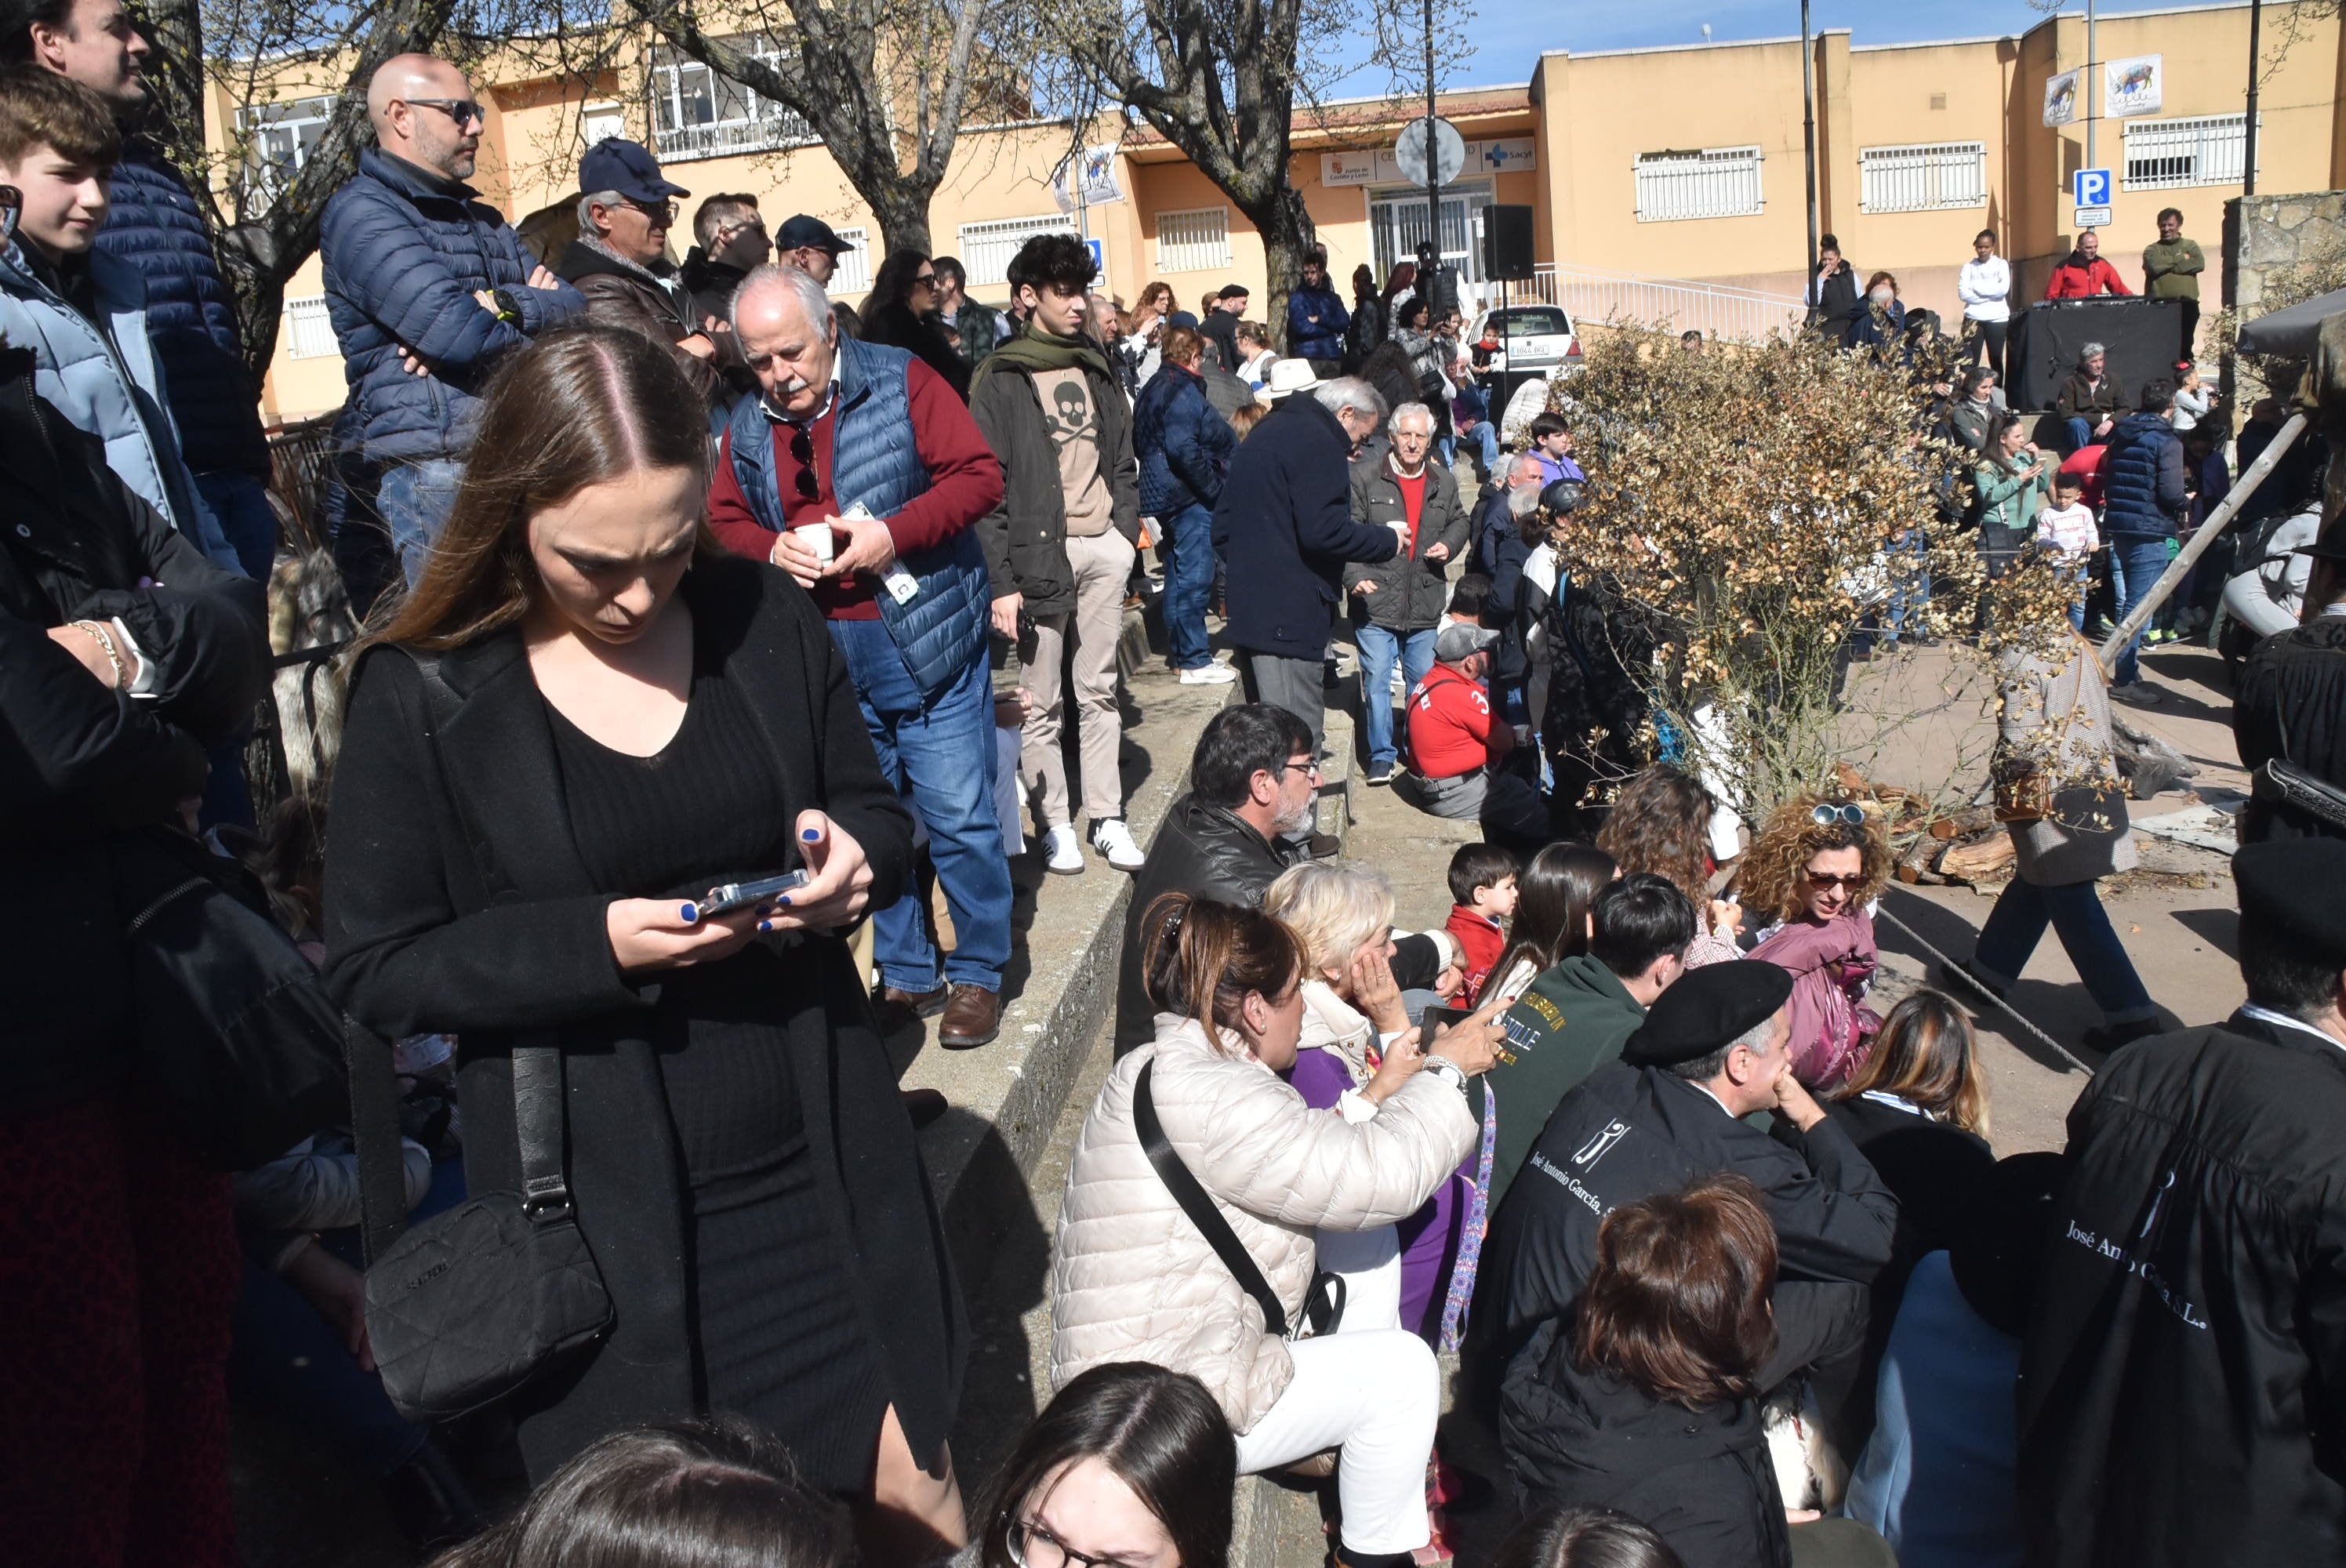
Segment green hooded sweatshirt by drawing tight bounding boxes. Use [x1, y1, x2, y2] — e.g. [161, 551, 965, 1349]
[1484, 952, 1649, 1210]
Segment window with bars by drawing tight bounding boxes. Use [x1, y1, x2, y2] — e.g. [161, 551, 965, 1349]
[647, 41, 815, 163]
[282, 296, 336, 360]
[956, 213, 1080, 289]
[829, 227, 873, 296]
[1154, 206, 1230, 272]
[2123, 114, 2253, 191]
[1634, 145, 1764, 222]
[1859, 141, 1987, 212]
[236, 95, 336, 213]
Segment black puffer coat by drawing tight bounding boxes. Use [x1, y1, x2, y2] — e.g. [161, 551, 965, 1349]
[0, 347, 269, 1116]
[2018, 1010, 2346, 1568]
[1502, 1323, 1791, 1568]
[1113, 794, 1297, 1056]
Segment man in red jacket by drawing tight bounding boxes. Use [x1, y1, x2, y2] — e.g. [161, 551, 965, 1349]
[1396, 623, 1547, 853]
[707, 263, 1013, 1049]
[2043, 230, 2133, 299]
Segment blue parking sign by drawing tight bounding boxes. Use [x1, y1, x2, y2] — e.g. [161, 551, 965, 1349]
[2072, 168, 2112, 207]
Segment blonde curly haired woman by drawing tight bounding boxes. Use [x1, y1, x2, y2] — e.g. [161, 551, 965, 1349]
[1738, 796, 1894, 1090]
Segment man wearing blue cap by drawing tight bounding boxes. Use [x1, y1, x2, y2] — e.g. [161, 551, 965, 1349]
[556, 137, 721, 410]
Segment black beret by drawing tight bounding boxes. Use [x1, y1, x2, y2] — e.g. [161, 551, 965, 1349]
[2234, 840, 2346, 962]
[1621, 961, 1795, 1068]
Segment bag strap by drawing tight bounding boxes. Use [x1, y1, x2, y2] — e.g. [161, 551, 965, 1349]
[348, 1018, 409, 1264]
[1132, 1060, 1288, 1339]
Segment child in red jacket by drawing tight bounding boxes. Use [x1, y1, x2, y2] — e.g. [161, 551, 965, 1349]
[1443, 843, 1520, 1006]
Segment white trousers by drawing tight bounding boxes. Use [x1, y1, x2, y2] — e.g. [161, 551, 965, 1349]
[1316, 1221, 1403, 1333]
[1233, 1329, 1439, 1555]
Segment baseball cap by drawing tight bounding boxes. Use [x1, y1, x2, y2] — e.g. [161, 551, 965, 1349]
[577, 137, 688, 205]
[1434, 622, 1500, 662]
[775, 215, 856, 255]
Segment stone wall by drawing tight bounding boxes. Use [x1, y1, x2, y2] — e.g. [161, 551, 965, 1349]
[2222, 190, 2346, 408]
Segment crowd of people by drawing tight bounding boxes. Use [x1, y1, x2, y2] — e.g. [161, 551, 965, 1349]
[6, 7, 2346, 1567]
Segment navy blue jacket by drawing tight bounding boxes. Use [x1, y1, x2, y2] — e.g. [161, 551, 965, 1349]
[1134, 362, 1235, 518]
[1211, 394, 1398, 660]
[2101, 412, 2187, 541]
[321, 147, 583, 462]
[96, 143, 270, 477]
[1287, 282, 1351, 361]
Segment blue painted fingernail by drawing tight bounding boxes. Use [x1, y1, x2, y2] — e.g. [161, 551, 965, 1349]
[758, 920, 773, 931]
[801, 827, 821, 841]
[679, 902, 699, 923]
[776, 895, 793, 906]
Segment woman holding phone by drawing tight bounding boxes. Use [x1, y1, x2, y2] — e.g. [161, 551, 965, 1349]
[324, 325, 964, 1559]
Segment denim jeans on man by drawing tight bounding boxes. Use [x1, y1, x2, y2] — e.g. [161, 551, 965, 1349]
[2108, 536, 2172, 686]
[831, 618, 1011, 994]
[1970, 876, 2155, 1023]
[194, 470, 280, 581]
[378, 457, 466, 588]
[1356, 622, 1438, 772]
[1160, 500, 1218, 670]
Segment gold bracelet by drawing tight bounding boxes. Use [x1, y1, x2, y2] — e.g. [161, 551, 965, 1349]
[68, 619, 128, 689]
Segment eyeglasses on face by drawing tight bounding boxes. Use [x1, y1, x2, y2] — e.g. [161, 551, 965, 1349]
[913, 270, 939, 289]
[1008, 1518, 1148, 1568]
[1280, 757, 1323, 780]
[1810, 802, 1865, 827]
[622, 197, 678, 226]
[404, 97, 485, 128]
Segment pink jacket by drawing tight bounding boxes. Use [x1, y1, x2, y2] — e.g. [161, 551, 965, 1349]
[1749, 909, 1881, 1089]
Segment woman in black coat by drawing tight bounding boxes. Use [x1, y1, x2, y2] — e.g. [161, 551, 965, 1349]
[0, 343, 269, 1562]
[860, 249, 974, 401]
[322, 325, 964, 1559]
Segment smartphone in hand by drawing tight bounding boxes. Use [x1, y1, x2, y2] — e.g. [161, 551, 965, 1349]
[685, 869, 810, 922]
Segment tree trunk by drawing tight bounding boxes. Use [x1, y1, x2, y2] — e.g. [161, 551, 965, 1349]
[1243, 183, 1315, 356]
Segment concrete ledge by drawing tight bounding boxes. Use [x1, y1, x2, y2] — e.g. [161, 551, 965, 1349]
[906, 660, 1240, 1284]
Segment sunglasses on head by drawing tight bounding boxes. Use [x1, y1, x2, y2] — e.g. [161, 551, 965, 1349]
[787, 424, 820, 502]
[1810, 802, 1865, 827]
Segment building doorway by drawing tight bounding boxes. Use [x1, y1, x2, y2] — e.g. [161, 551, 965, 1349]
[1369, 181, 1494, 310]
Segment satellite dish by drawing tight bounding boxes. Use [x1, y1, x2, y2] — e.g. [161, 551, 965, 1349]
[1394, 116, 1467, 187]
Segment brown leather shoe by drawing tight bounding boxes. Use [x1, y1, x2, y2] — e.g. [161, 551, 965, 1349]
[877, 982, 949, 1020]
[937, 984, 1000, 1050]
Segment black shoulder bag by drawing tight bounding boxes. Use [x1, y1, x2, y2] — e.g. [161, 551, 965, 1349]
[352, 652, 614, 1422]
[1132, 1059, 1344, 1338]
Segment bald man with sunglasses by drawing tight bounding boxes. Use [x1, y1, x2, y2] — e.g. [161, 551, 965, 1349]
[319, 52, 584, 585]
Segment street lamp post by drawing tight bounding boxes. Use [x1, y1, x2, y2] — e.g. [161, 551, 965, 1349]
[1802, 0, 1818, 288]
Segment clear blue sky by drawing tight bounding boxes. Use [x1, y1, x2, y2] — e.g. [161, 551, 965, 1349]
[1329, 0, 2210, 95]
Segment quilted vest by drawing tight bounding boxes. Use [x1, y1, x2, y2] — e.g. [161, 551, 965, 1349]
[724, 333, 989, 699]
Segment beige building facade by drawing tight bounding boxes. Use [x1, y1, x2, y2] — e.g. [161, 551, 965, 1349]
[237, 0, 2342, 423]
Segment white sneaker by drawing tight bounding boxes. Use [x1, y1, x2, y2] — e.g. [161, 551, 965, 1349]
[1091, 818, 1146, 871]
[1042, 824, 1085, 876]
[1178, 663, 1237, 684]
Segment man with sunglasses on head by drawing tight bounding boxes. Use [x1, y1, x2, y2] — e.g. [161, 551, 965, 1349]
[681, 192, 769, 401]
[555, 137, 722, 413]
[319, 52, 583, 586]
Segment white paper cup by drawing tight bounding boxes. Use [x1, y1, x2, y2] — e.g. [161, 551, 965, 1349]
[792, 521, 837, 563]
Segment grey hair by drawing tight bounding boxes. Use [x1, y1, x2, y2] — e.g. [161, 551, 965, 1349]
[1315, 376, 1386, 423]
[1669, 1013, 1780, 1084]
[578, 189, 627, 238]
[2079, 341, 2106, 365]
[1507, 482, 1544, 521]
[1510, 452, 1546, 485]
[732, 263, 836, 340]
[1390, 401, 1435, 433]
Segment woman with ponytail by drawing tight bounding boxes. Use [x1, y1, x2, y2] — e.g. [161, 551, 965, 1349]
[1050, 893, 1506, 1568]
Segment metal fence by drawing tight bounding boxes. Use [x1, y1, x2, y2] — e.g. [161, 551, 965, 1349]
[957, 212, 1081, 289]
[1506, 264, 1807, 344]
[1633, 146, 1765, 223]
[2123, 114, 2253, 191]
[1859, 141, 1987, 213]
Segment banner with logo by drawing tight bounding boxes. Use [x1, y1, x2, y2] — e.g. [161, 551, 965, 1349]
[1051, 144, 1124, 212]
[2104, 55, 2163, 120]
[2042, 67, 2081, 128]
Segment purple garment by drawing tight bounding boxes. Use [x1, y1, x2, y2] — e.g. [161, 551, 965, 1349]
[1749, 909, 1882, 1090]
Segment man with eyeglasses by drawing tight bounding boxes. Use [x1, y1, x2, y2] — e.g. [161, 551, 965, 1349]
[682, 192, 769, 401]
[707, 263, 1014, 1049]
[555, 136, 722, 412]
[320, 53, 582, 585]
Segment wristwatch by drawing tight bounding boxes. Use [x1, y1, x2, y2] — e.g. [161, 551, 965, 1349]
[1421, 1054, 1468, 1095]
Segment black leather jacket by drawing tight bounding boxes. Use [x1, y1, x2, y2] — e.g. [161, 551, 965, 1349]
[1114, 793, 1296, 1056]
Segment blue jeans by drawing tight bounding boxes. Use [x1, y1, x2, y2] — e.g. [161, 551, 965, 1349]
[1884, 527, 1930, 641]
[830, 618, 1011, 993]
[1356, 622, 1437, 771]
[2109, 535, 2171, 686]
[229, 1258, 425, 1477]
[2063, 416, 2097, 455]
[1459, 420, 1502, 474]
[378, 457, 466, 588]
[1971, 876, 2155, 1024]
[194, 470, 278, 580]
[1161, 501, 1216, 670]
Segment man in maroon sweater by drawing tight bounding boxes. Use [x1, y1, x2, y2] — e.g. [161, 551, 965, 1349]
[709, 263, 1013, 1047]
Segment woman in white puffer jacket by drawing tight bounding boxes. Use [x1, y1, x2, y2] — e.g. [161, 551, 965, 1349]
[1050, 892, 1504, 1568]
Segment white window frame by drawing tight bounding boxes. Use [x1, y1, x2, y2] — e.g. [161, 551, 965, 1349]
[828, 227, 873, 296]
[281, 295, 336, 360]
[2122, 114, 2256, 191]
[1634, 145, 1764, 223]
[235, 94, 336, 214]
[956, 213, 1080, 289]
[1153, 205, 1231, 273]
[646, 40, 816, 164]
[1858, 140, 1987, 213]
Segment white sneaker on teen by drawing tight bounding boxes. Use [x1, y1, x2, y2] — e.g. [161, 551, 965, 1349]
[1091, 818, 1146, 871]
[1043, 824, 1085, 875]
[1179, 663, 1237, 684]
